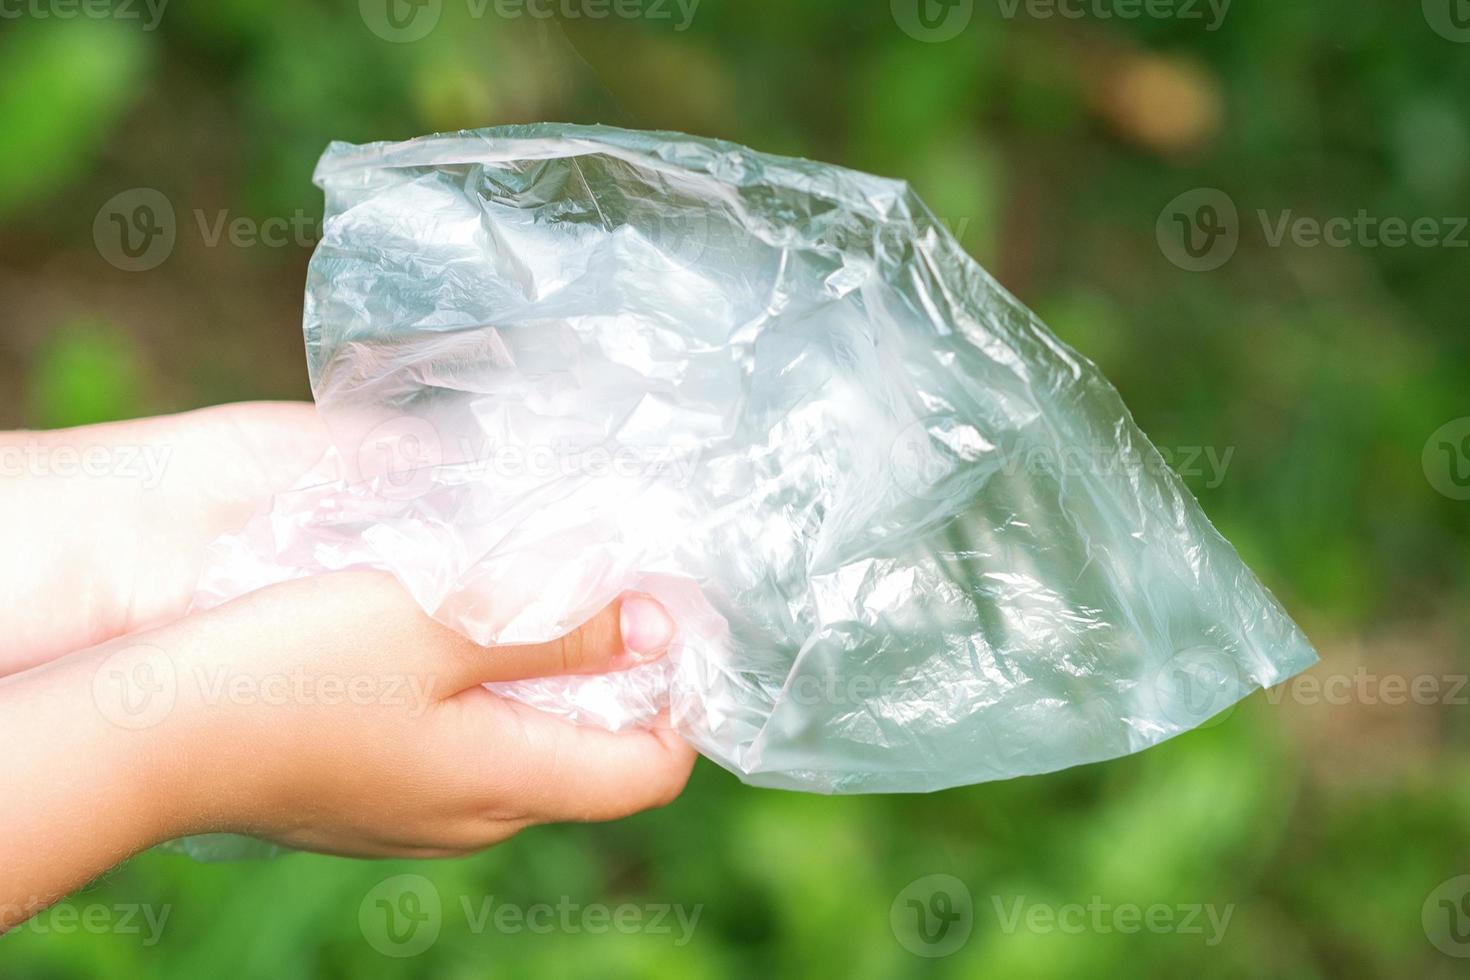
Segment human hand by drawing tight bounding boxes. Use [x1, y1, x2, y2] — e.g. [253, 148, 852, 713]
[128, 571, 689, 858]
[0, 404, 694, 927]
[0, 402, 330, 676]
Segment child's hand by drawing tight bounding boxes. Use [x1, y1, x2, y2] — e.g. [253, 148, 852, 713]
[0, 402, 332, 676]
[0, 404, 694, 929]
[140, 571, 690, 858]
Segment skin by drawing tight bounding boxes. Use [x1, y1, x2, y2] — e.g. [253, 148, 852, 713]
[0, 403, 695, 931]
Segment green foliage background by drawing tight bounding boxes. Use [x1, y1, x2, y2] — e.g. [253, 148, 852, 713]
[1, 1, 1467, 977]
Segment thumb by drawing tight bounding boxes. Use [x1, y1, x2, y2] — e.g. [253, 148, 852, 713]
[442, 594, 676, 691]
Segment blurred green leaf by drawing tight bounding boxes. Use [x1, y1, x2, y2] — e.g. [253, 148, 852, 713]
[27, 318, 148, 427]
[0, 20, 152, 219]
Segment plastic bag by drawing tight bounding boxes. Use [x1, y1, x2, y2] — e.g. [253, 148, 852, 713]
[193, 123, 1317, 794]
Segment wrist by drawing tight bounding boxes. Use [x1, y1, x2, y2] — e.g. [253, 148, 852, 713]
[133, 615, 301, 843]
[72, 640, 205, 848]
[0, 642, 197, 907]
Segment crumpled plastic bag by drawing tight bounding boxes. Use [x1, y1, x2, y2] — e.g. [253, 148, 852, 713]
[192, 123, 1318, 794]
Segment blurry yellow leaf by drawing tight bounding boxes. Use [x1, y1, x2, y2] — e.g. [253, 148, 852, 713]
[1096, 53, 1222, 157]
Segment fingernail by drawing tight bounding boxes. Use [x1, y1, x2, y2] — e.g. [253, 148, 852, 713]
[620, 595, 675, 658]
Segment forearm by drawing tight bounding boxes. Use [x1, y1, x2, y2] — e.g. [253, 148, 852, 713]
[0, 403, 328, 678]
[0, 644, 191, 928]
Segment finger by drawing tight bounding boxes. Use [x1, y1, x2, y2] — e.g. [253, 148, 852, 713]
[219, 572, 676, 693]
[470, 695, 697, 823]
[437, 593, 676, 690]
[0, 402, 328, 673]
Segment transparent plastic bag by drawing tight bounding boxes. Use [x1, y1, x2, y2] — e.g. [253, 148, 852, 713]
[193, 123, 1317, 794]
